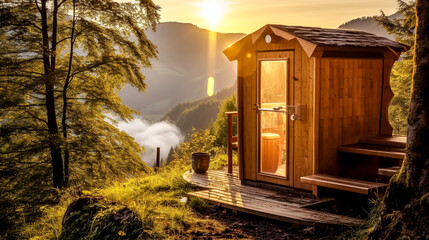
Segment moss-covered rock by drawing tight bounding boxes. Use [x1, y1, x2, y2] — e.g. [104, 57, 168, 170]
[59, 196, 146, 240]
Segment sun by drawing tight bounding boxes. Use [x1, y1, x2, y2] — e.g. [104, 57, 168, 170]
[200, 0, 223, 30]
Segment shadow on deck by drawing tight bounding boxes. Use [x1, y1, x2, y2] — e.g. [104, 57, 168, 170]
[184, 170, 365, 226]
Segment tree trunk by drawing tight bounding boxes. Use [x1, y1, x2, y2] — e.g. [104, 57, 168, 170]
[62, 0, 76, 187]
[41, 0, 63, 188]
[368, 0, 429, 239]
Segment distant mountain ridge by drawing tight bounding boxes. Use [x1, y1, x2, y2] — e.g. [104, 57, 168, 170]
[338, 12, 401, 40]
[119, 22, 244, 121]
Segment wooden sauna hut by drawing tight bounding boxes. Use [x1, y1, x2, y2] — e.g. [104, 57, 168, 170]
[223, 25, 409, 197]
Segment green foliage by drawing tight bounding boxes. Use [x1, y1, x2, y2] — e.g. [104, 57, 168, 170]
[389, 58, 413, 135]
[211, 94, 237, 147]
[374, 0, 415, 135]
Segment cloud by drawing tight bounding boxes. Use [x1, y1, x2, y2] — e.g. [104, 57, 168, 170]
[116, 118, 184, 166]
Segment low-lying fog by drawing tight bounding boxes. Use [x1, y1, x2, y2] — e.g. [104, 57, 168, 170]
[116, 118, 184, 167]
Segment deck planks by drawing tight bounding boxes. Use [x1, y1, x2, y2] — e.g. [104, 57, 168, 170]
[184, 170, 365, 226]
[184, 170, 315, 206]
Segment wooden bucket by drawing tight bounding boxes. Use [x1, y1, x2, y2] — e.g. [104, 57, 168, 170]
[191, 152, 210, 174]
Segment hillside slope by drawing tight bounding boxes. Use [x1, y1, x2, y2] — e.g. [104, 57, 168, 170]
[162, 84, 236, 138]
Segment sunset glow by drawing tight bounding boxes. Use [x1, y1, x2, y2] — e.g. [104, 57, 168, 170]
[199, 0, 224, 30]
[155, 0, 397, 33]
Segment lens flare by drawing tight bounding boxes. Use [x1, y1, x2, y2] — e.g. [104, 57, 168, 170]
[207, 77, 214, 96]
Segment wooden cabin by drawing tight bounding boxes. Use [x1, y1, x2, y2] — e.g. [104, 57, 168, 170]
[223, 25, 409, 197]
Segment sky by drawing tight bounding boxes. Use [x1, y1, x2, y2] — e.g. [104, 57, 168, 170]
[149, 0, 398, 33]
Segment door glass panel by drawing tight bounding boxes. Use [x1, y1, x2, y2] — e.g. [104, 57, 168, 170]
[259, 60, 287, 177]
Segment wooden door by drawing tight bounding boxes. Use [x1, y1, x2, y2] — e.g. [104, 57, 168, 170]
[256, 51, 294, 186]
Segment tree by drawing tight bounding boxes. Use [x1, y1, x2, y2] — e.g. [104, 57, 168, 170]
[1, 0, 160, 234]
[374, 0, 415, 135]
[211, 94, 237, 147]
[1, 0, 159, 188]
[368, 0, 429, 239]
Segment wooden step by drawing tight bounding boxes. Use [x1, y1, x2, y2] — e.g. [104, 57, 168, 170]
[300, 174, 387, 195]
[378, 166, 400, 177]
[338, 143, 405, 159]
[189, 189, 364, 226]
[359, 135, 406, 148]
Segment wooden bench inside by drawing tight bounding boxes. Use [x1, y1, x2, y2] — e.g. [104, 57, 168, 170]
[301, 174, 387, 196]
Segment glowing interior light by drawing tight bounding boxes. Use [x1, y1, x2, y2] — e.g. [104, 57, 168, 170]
[246, 52, 252, 58]
[207, 77, 214, 96]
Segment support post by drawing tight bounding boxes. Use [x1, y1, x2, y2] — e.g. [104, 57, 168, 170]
[227, 113, 233, 174]
[156, 147, 160, 171]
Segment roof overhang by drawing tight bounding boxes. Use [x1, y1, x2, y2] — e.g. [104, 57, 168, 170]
[223, 25, 318, 61]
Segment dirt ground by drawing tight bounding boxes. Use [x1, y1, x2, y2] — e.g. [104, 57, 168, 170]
[185, 206, 357, 240]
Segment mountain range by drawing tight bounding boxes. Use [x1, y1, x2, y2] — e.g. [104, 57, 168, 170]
[118, 22, 244, 121]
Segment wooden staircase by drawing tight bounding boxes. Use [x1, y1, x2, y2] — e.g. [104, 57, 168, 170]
[337, 143, 405, 160]
[301, 135, 406, 197]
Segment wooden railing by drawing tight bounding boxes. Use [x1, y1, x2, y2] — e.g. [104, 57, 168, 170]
[226, 111, 238, 174]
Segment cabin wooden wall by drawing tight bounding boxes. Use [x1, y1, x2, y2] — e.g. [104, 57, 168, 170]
[237, 31, 314, 190]
[292, 45, 315, 190]
[316, 58, 384, 175]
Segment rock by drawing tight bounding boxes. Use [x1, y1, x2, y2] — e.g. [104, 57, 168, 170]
[59, 196, 145, 240]
[62, 196, 103, 232]
[113, 207, 134, 223]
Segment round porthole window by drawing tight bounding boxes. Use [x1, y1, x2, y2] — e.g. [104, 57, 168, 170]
[265, 34, 272, 44]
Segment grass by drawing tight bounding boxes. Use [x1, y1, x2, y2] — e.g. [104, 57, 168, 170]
[19, 153, 235, 239]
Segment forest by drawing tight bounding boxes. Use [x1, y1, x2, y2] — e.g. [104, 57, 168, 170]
[0, 0, 428, 239]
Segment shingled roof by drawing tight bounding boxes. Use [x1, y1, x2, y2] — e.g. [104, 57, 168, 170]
[224, 24, 410, 61]
[270, 25, 409, 50]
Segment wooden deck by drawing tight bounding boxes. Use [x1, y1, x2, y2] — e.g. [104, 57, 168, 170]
[184, 170, 365, 226]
